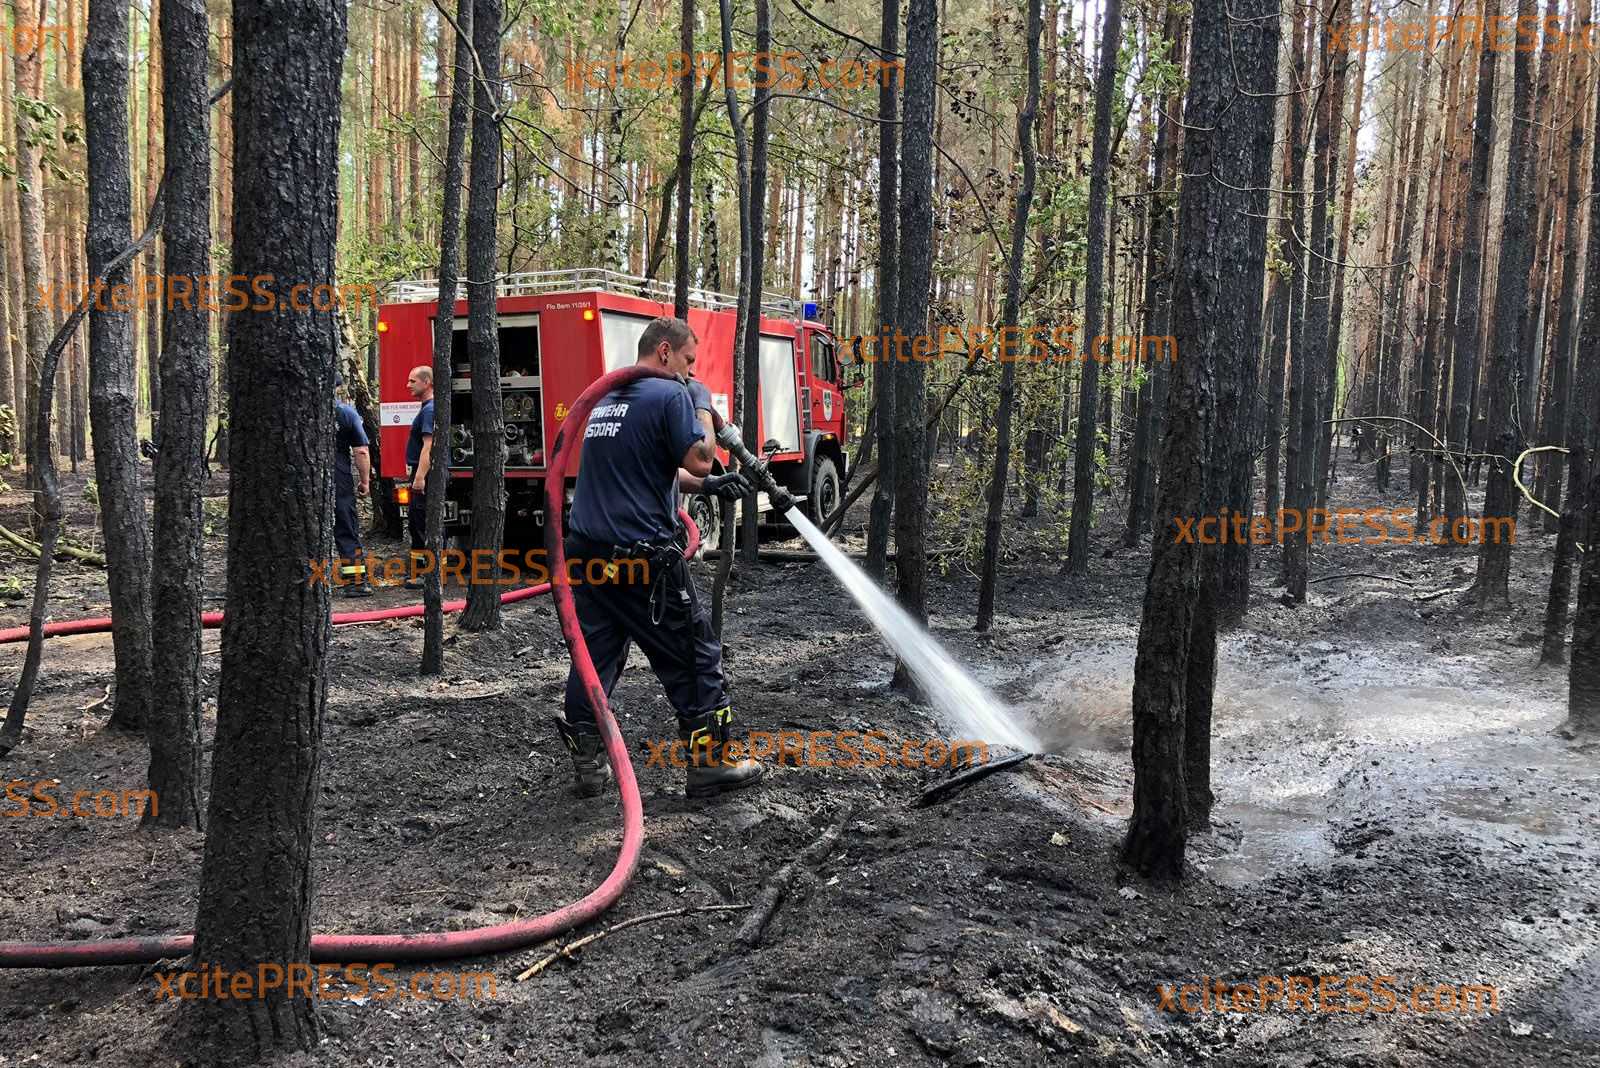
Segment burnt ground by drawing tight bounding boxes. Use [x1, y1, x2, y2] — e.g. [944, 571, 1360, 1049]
[1, 451, 1598, 1067]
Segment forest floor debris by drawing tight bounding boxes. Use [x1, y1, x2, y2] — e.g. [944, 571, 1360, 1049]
[1, 470, 1596, 1066]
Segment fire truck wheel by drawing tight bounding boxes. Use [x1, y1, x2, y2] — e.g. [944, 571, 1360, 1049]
[687, 493, 720, 557]
[808, 457, 840, 528]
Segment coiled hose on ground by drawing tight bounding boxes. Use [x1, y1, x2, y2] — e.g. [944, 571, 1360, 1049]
[0, 362, 690, 968]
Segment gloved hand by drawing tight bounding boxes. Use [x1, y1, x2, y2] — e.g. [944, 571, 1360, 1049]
[700, 470, 753, 501]
[685, 377, 715, 415]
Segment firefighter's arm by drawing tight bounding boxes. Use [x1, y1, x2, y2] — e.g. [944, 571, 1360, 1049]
[678, 408, 716, 479]
[411, 436, 432, 491]
[352, 446, 371, 496]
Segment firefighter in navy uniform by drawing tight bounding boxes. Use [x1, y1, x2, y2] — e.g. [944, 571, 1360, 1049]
[402, 365, 436, 590]
[555, 316, 761, 799]
[333, 393, 373, 596]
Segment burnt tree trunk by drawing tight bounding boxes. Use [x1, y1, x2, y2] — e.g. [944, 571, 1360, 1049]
[460, 0, 506, 632]
[1213, 1, 1283, 625]
[890, 0, 937, 694]
[864, 0, 899, 581]
[1124, 0, 1249, 880]
[1065, 0, 1121, 576]
[1475, 0, 1538, 608]
[1572, 460, 1600, 730]
[975, 0, 1040, 632]
[739, 0, 771, 565]
[1185, 0, 1280, 827]
[1125, 10, 1182, 548]
[84, 0, 155, 735]
[422, 0, 472, 675]
[1446, 14, 1498, 525]
[12, 16, 51, 471]
[182, 0, 347, 1054]
[146, 0, 212, 829]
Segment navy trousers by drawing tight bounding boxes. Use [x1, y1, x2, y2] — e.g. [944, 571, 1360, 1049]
[561, 536, 729, 733]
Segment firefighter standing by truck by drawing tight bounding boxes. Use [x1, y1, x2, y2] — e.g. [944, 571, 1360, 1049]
[555, 317, 761, 799]
[334, 391, 373, 596]
[403, 365, 435, 591]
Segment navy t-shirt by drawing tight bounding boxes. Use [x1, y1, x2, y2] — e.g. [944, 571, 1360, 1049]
[568, 377, 703, 546]
[406, 398, 435, 469]
[334, 402, 369, 485]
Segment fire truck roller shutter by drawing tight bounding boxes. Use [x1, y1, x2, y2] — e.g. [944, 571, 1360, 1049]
[600, 310, 653, 374]
[758, 334, 801, 454]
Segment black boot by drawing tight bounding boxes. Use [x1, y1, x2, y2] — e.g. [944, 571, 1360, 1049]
[680, 706, 765, 799]
[554, 717, 611, 797]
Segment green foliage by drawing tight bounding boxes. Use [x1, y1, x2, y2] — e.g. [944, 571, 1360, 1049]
[202, 497, 229, 538]
[0, 404, 16, 457]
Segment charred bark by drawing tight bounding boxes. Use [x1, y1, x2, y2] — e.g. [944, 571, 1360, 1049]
[145, 0, 212, 829]
[84, 0, 156, 736]
[1475, 0, 1538, 608]
[890, 0, 937, 694]
[1065, 0, 1122, 576]
[181, 0, 346, 1054]
[422, 0, 472, 675]
[864, 0, 899, 582]
[460, 0, 506, 632]
[975, 0, 1040, 632]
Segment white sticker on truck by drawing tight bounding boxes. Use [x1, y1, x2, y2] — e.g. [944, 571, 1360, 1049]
[380, 401, 423, 427]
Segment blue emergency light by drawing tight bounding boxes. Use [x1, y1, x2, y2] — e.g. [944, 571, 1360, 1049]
[804, 301, 818, 321]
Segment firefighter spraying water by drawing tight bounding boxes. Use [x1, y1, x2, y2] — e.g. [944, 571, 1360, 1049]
[716, 421, 1040, 756]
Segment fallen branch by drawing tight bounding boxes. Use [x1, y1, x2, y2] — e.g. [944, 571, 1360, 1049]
[1309, 571, 1415, 585]
[0, 522, 107, 566]
[1414, 584, 1473, 603]
[80, 684, 113, 715]
[915, 751, 1035, 808]
[736, 811, 853, 947]
[514, 902, 750, 980]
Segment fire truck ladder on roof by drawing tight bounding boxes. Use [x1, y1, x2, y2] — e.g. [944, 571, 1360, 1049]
[386, 268, 804, 320]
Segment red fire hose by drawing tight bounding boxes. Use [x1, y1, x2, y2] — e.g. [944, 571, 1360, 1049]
[0, 363, 690, 968]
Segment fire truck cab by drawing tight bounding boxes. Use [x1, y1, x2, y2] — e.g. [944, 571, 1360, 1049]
[375, 269, 848, 546]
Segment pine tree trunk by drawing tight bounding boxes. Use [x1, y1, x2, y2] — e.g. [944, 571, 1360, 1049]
[738, 0, 771, 565]
[975, 0, 1041, 632]
[460, 0, 506, 632]
[1446, 12, 1497, 524]
[890, 0, 939, 694]
[12, 22, 52, 473]
[143, 0, 213, 830]
[183, 0, 347, 1054]
[85, 0, 156, 736]
[1125, 0, 1277, 879]
[1064, 0, 1121, 575]
[1475, 0, 1538, 608]
[422, 0, 472, 676]
[865, 0, 898, 581]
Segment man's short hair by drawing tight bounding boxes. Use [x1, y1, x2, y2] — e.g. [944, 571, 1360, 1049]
[410, 365, 433, 384]
[637, 317, 697, 359]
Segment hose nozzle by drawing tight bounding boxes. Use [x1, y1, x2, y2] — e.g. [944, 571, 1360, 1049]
[716, 424, 797, 515]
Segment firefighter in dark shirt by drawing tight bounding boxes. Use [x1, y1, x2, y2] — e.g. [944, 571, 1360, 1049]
[334, 396, 372, 596]
[557, 316, 760, 799]
[403, 365, 435, 590]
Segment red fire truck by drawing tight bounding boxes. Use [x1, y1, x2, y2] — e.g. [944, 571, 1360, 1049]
[374, 269, 848, 546]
